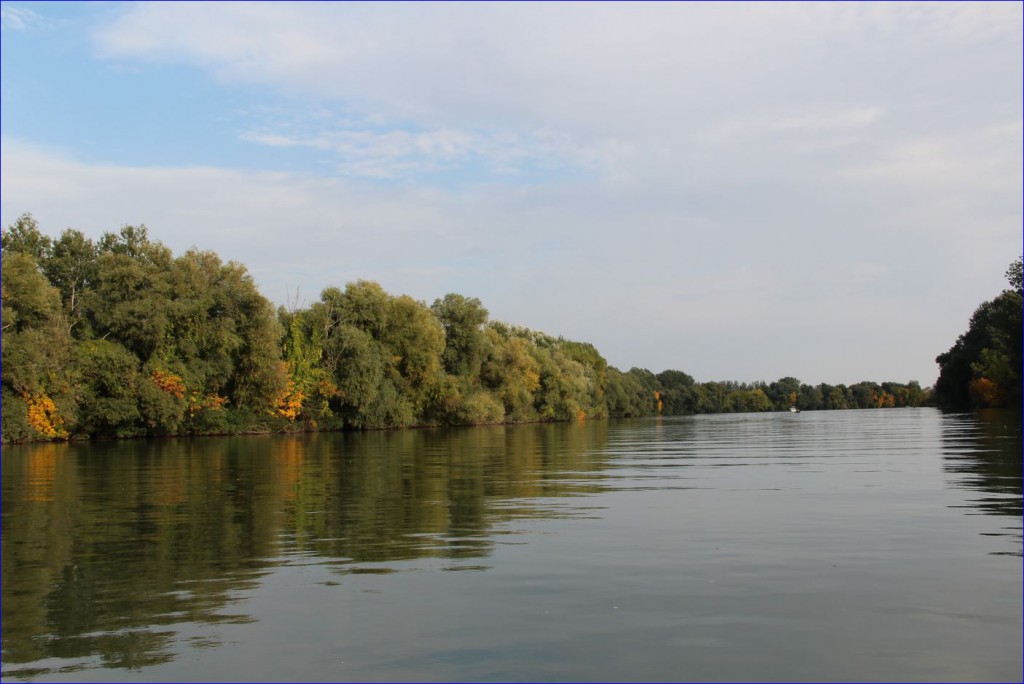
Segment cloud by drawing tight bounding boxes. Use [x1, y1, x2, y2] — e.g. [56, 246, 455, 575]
[91, 3, 1019, 132]
[0, 137, 460, 298]
[835, 123, 1023, 191]
[3, 3, 1019, 385]
[89, 3, 1021, 198]
[4, 138, 1017, 385]
[240, 125, 577, 180]
[1, 3, 43, 30]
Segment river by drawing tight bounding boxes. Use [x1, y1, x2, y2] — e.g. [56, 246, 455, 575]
[2, 408, 1021, 681]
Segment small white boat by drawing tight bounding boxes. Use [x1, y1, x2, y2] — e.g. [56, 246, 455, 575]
[790, 406, 800, 413]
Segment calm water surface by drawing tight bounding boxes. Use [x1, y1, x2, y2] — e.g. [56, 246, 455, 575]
[2, 408, 1021, 682]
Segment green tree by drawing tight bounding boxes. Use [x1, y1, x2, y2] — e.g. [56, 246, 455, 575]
[532, 347, 590, 421]
[381, 294, 446, 418]
[219, 262, 286, 412]
[481, 327, 541, 422]
[1, 213, 51, 260]
[73, 340, 142, 437]
[656, 369, 698, 415]
[797, 384, 824, 411]
[1006, 256, 1022, 295]
[1, 252, 76, 440]
[43, 229, 98, 337]
[87, 226, 174, 361]
[935, 258, 1022, 409]
[767, 377, 801, 410]
[431, 293, 489, 378]
[604, 367, 657, 417]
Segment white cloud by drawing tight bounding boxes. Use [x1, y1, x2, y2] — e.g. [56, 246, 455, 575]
[240, 125, 577, 179]
[708, 106, 885, 147]
[5, 138, 1017, 385]
[91, 3, 1019, 131]
[3, 3, 1020, 386]
[0, 137, 461, 300]
[768, 107, 886, 133]
[1, 3, 43, 30]
[89, 3, 1021, 199]
[836, 124, 1023, 192]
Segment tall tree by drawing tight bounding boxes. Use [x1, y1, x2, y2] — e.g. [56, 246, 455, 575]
[1, 252, 75, 440]
[431, 293, 489, 378]
[935, 258, 1023, 409]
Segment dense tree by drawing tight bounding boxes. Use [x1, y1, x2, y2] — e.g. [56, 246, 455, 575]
[1, 215, 937, 442]
[382, 294, 446, 417]
[766, 377, 801, 411]
[935, 258, 1022, 409]
[431, 293, 489, 378]
[44, 229, 98, 336]
[481, 326, 541, 422]
[87, 227, 174, 360]
[1, 252, 75, 440]
[73, 340, 143, 436]
[532, 346, 590, 421]
[656, 369, 698, 415]
[1, 213, 50, 260]
[2, 218, 287, 441]
[605, 367, 654, 417]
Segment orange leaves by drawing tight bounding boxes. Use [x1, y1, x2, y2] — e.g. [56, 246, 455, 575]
[316, 378, 340, 399]
[150, 369, 186, 399]
[24, 392, 67, 439]
[272, 379, 304, 421]
[270, 362, 338, 423]
[653, 390, 663, 415]
[150, 368, 227, 423]
[188, 392, 227, 417]
[969, 378, 1000, 407]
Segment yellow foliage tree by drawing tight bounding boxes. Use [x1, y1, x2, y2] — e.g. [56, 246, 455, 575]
[188, 392, 228, 417]
[272, 378, 304, 421]
[150, 369, 186, 399]
[24, 392, 67, 439]
[969, 378, 1000, 407]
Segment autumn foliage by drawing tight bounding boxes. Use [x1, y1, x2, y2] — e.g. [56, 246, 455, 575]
[151, 369, 186, 399]
[935, 257, 1022, 409]
[273, 379, 305, 422]
[2, 214, 938, 443]
[24, 392, 67, 439]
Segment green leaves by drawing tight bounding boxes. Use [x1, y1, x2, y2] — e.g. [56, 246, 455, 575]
[73, 340, 142, 436]
[935, 259, 1022, 409]
[431, 293, 489, 378]
[2, 213, 942, 442]
[2, 217, 291, 440]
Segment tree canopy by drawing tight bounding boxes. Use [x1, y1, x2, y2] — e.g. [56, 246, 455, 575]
[2, 214, 936, 443]
[934, 257, 1022, 409]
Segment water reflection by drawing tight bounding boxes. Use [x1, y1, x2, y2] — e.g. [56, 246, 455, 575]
[1, 421, 611, 676]
[3, 411, 1021, 681]
[941, 409, 1023, 554]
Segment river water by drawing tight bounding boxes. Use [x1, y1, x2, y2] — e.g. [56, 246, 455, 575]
[2, 408, 1021, 682]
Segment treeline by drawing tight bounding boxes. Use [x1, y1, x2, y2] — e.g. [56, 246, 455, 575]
[608, 369, 930, 417]
[2, 215, 930, 442]
[934, 257, 1022, 410]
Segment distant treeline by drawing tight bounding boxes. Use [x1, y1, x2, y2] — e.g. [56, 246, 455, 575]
[2, 215, 932, 443]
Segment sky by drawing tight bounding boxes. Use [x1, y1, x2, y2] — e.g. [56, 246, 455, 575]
[1, 1, 1021, 386]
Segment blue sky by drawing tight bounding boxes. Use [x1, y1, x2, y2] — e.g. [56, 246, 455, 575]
[2, 1, 1021, 385]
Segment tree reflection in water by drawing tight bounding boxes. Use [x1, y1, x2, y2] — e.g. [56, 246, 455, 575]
[942, 409, 1023, 554]
[1, 421, 611, 676]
